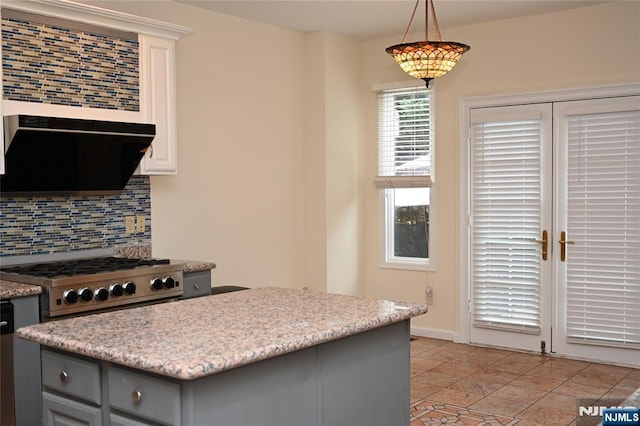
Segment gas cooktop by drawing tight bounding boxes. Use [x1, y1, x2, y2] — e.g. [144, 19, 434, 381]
[1, 256, 171, 279]
[0, 256, 186, 318]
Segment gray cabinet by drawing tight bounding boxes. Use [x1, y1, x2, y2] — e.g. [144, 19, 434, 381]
[42, 350, 168, 426]
[185, 320, 410, 426]
[181, 270, 211, 299]
[41, 350, 102, 426]
[42, 350, 101, 404]
[110, 413, 151, 426]
[108, 366, 181, 425]
[13, 295, 42, 426]
[43, 392, 102, 426]
[41, 320, 410, 426]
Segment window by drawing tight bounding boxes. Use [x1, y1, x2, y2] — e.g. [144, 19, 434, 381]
[376, 85, 432, 270]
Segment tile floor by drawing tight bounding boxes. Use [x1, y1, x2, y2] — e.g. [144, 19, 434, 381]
[409, 336, 640, 425]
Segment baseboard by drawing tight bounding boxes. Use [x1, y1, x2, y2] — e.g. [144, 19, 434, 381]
[410, 326, 458, 342]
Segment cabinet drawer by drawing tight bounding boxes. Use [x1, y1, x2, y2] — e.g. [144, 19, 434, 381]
[182, 270, 211, 299]
[108, 366, 180, 425]
[42, 350, 101, 405]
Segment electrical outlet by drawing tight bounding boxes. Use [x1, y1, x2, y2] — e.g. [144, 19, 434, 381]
[125, 216, 135, 234]
[136, 215, 146, 233]
[425, 285, 433, 305]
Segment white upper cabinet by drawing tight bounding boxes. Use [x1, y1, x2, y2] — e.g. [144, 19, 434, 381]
[139, 35, 179, 175]
[0, 0, 191, 176]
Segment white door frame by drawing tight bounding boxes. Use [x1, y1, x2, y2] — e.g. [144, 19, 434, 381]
[457, 83, 640, 346]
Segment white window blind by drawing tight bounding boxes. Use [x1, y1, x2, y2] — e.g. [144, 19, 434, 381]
[377, 87, 431, 188]
[565, 108, 640, 348]
[470, 109, 544, 333]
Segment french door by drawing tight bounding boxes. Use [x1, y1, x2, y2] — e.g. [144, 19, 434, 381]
[469, 103, 553, 353]
[467, 94, 640, 366]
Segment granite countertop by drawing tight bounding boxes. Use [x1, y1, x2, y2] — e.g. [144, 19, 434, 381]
[0, 280, 42, 299]
[114, 245, 216, 273]
[18, 287, 427, 380]
[175, 259, 216, 274]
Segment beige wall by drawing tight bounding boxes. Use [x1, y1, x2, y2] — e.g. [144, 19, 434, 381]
[89, 1, 310, 288]
[323, 33, 364, 296]
[303, 32, 328, 293]
[87, 1, 639, 336]
[362, 1, 640, 337]
[155, 5, 308, 289]
[302, 32, 364, 295]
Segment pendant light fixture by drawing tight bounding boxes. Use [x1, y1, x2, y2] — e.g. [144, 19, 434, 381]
[386, 0, 470, 88]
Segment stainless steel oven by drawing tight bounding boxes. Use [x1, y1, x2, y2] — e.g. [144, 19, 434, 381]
[1, 256, 185, 321]
[0, 251, 186, 425]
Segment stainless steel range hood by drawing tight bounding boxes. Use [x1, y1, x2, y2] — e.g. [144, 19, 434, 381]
[1, 115, 155, 196]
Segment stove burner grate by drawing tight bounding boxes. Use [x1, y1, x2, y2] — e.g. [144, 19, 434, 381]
[1, 257, 171, 279]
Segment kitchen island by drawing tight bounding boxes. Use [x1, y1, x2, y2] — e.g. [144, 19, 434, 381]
[18, 287, 427, 426]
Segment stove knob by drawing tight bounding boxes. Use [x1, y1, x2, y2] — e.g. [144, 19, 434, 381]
[123, 281, 136, 295]
[63, 289, 78, 304]
[109, 283, 124, 297]
[150, 278, 163, 291]
[78, 288, 93, 302]
[94, 287, 109, 301]
[162, 276, 176, 289]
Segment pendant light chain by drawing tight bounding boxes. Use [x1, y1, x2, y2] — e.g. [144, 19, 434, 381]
[424, 0, 428, 40]
[401, 0, 443, 43]
[429, 0, 442, 41]
[401, 0, 421, 44]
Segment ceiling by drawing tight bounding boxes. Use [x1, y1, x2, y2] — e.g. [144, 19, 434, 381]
[176, 0, 610, 40]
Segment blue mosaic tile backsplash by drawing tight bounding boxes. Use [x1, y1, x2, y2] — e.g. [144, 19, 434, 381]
[1, 16, 139, 110]
[1, 13, 151, 257]
[0, 176, 151, 256]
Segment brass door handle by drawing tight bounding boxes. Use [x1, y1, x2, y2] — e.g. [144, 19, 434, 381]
[559, 231, 575, 262]
[533, 230, 548, 260]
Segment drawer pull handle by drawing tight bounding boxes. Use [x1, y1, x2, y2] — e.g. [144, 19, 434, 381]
[194, 282, 200, 290]
[59, 371, 69, 383]
[132, 390, 142, 403]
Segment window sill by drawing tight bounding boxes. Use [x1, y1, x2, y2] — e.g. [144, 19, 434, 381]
[379, 259, 433, 272]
